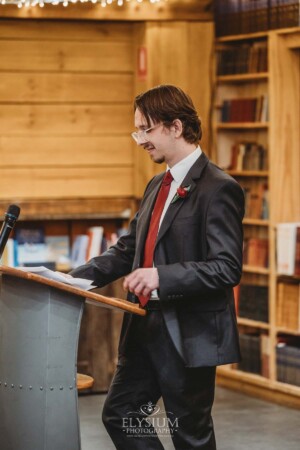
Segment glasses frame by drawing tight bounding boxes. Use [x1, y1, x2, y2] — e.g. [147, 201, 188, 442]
[131, 124, 160, 143]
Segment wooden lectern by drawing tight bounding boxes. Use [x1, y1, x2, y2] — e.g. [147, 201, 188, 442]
[0, 265, 145, 450]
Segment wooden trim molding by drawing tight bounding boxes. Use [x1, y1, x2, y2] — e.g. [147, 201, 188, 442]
[217, 370, 300, 410]
[0, 198, 137, 220]
[0, 0, 213, 21]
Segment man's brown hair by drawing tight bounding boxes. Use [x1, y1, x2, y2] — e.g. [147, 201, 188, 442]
[134, 85, 202, 144]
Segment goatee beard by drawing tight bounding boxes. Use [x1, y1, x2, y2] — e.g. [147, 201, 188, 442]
[152, 156, 165, 164]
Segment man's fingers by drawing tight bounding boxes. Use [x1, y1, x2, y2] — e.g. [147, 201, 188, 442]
[123, 268, 159, 294]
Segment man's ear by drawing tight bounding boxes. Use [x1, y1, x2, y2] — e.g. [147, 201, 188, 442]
[172, 119, 183, 138]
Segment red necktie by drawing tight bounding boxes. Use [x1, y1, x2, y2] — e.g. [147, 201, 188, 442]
[139, 170, 173, 306]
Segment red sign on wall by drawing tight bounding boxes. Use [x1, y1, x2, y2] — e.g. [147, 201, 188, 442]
[137, 46, 147, 81]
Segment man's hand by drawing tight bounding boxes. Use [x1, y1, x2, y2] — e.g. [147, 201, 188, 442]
[123, 268, 159, 297]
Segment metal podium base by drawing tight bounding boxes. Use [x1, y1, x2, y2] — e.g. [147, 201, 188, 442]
[0, 274, 85, 450]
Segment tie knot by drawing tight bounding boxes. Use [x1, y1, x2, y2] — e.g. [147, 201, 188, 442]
[162, 170, 173, 186]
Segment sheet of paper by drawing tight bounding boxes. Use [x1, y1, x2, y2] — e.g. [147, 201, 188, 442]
[18, 266, 96, 291]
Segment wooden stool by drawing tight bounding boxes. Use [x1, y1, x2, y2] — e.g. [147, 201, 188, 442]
[77, 373, 94, 391]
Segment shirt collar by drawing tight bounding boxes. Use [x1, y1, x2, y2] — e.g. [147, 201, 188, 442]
[168, 146, 202, 183]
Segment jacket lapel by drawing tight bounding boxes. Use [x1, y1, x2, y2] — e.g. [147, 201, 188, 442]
[155, 152, 209, 248]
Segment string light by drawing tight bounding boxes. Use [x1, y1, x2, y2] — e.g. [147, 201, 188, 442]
[5, 0, 165, 7]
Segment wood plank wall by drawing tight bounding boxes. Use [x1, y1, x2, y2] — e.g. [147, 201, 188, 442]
[0, 18, 214, 203]
[0, 20, 135, 200]
[269, 32, 300, 223]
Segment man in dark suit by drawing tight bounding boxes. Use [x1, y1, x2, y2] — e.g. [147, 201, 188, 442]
[70, 85, 244, 450]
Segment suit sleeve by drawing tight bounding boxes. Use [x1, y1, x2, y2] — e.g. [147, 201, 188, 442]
[157, 180, 245, 300]
[69, 212, 138, 286]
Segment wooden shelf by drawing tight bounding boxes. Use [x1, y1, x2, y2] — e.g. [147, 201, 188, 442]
[216, 28, 300, 44]
[243, 265, 270, 275]
[216, 31, 269, 42]
[0, 198, 135, 221]
[214, 27, 300, 408]
[276, 327, 300, 336]
[277, 274, 300, 282]
[217, 367, 300, 408]
[217, 73, 269, 83]
[227, 170, 269, 177]
[217, 366, 270, 386]
[217, 122, 269, 130]
[274, 380, 300, 396]
[276, 26, 300, 36]
[238, 317, 269, 329]
[243, 218, 269, 226]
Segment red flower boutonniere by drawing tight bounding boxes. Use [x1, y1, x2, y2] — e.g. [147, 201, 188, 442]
[171, 185, 191, 204]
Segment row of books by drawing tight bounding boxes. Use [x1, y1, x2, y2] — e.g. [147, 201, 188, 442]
[229, 142, 268, 171]
[215, 0, 300, 36]
[244, 183, 269, 220]
[216, 42, 268, 76]
[277, 338, 300, 387]
[220, 95, 268, 123]
[0, 230, 71, 271]
[277, 282, 300, 331]
[276, 223, 300, 276]
[0, 226, 127, 271]
[236, 284, 269, 322]
[243, 237, 269, 267]
[238, 332, 270, 377]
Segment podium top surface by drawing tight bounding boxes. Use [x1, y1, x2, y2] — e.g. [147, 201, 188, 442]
[0, 265, 146, 316]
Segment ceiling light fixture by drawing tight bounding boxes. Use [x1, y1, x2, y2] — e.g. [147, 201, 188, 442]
[1, 0, 165, 8]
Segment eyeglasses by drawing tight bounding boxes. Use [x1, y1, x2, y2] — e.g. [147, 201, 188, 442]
[131, 124, 160, 143]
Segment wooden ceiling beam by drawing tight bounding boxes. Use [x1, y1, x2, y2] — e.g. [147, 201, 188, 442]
[0, 0, 213, 21]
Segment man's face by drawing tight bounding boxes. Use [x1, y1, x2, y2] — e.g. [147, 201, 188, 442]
[134, 108, 173, 164]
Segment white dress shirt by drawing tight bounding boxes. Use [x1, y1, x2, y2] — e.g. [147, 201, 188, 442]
[159, 145, 202, 228]
[150, 145, 202, 299]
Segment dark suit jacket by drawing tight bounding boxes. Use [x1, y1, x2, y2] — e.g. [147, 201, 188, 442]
[71, 152, 245, 367]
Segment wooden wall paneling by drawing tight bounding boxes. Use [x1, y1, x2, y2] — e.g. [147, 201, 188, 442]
[0, 40, 133, 72]
[187, 21, 215, 157]
[148, 22, 190, 89]
[0, 135, 133, 168]
[0, 20, 135, 201]
[132, 22, 159, 198]
[269, 33, 300, 223]
[0, 104, 132, 135]
[0, 167, 133, 199]
[0, 73, 133, 103]
[0, 136, 133, 167]
[0, 20, 134, 40]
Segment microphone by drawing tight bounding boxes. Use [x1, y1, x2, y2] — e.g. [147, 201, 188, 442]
[0, 204, 21, 260]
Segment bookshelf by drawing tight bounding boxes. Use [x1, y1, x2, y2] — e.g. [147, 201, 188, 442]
[214, 28, 300, 408]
